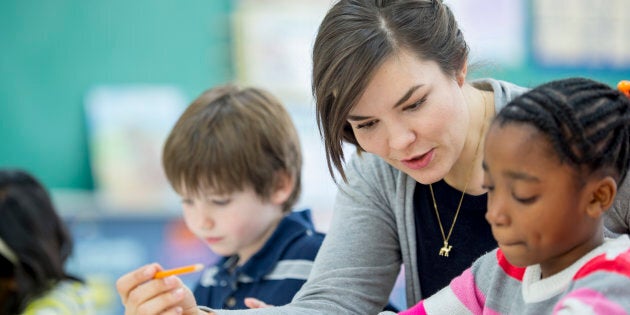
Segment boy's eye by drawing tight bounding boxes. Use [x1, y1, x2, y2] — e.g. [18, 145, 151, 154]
[181, 198, 194, 206]
[210, 198, 231, 206]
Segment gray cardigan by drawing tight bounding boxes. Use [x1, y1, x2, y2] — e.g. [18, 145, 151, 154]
[211, 79, 630, 315]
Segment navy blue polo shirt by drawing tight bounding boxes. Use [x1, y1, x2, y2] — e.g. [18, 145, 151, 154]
[193, 209, 325, 310]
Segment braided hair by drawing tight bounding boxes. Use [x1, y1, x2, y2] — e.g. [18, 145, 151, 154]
[494, 77, 630, 184]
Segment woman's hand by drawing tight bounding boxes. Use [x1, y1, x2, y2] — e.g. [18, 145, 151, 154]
[116, 263, 202, 315]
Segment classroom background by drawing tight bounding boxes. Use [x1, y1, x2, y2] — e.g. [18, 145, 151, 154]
[1, 0, 629, 314]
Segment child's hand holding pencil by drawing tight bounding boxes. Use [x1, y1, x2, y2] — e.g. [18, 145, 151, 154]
[116, 262, 207, 315]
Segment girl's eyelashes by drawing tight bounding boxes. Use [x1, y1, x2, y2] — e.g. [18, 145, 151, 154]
[481, 170, 493, 191]
[512, 193, 538, 204]
[480, 182, 538, 204]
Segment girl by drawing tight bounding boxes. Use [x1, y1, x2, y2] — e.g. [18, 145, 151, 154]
[0, 169, 93, 314]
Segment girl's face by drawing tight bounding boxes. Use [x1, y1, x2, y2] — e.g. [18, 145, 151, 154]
[180, 185, 284, 265]
[347, 50, 469, 184]
[483, 123, 601, 278]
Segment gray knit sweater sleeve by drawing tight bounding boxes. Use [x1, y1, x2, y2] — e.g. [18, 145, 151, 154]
[289, 152, 404, 313]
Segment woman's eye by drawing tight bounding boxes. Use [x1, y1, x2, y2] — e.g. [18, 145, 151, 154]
[356, 120, 377, 129]
[404, 96, 427, 111]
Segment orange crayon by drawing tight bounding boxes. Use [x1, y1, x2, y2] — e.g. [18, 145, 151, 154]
[154, 263, 204, 279]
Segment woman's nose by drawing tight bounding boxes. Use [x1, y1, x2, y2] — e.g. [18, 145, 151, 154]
[387, 122, 415, 151]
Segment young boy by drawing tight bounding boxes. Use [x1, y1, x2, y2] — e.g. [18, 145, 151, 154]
[117, 85, 325, 311]
[397, 78, 630, 314]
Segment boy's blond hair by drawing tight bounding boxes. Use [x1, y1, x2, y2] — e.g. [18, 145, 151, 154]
[163, 84, 302, 213]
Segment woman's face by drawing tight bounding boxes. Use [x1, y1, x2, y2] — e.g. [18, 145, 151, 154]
[347, 50, 469, 184]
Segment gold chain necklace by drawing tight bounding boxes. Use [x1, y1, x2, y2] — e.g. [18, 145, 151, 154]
[430, 91, 488, 257]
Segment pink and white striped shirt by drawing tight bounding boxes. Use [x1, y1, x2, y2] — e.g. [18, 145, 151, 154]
[401, 235, 630, 315]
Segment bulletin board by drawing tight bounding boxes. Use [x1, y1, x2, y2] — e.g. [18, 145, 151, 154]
[449, 0, 629, 87]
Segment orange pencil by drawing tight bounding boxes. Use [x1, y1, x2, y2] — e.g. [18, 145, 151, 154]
[154, 263, 204, 279]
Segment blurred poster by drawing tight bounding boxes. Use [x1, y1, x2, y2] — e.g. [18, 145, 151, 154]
[448, 0, 526, 68]
[232, 0, 338, 232]
[232, 0, 332, 107]
[532, 0, 630, 69]
[85, 85, 186, 212]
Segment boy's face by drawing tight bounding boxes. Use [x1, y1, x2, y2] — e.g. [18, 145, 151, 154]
[482, 123, 600, 278]
[180, 185, 284, 264]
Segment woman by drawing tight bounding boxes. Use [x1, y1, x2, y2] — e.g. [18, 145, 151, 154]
[115, 1, 630, 314]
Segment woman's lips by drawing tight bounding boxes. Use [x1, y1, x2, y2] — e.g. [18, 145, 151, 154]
[401, 149, 434, 170]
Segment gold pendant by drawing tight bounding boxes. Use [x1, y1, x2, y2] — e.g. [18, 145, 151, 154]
[439, 240, 452, 257]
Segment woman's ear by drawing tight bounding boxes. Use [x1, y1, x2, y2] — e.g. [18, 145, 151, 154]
[271, 172, 294, 205]
[586, 176, 617, 218]
[456, 60, 468, 87]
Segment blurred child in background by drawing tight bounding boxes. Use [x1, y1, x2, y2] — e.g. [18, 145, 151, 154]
[398, 78, 630, 314]
[116, 85, 325, 312]
[0, 169, 93, 314]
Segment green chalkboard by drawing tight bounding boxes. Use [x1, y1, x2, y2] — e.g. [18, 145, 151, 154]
[0, 0, 234, 189]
